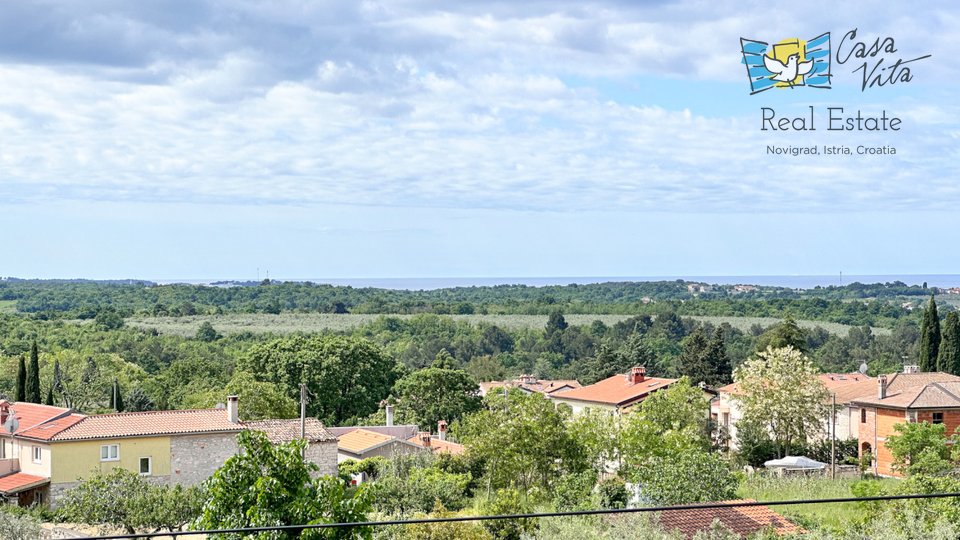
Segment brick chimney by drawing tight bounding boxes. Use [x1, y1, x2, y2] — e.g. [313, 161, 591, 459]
[629, 366, 646, 384]
[226, 395, 239, 424]
[386, 405, 394, 427]
[419, 431, 432, 447]
[438, 420, 447, 441]
[878, 375, 888, 400]
[0, 400, 8, 427]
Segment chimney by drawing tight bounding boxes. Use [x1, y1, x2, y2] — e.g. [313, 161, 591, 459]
[0, 400, 8, 427]
[419, 431, 431, 447]
[226, 395, 239, 424]
[386, 405, 394, 427]
[438, 420, 448, 441]
[878, 375, 888, 400]
[629, 366, 646, 384]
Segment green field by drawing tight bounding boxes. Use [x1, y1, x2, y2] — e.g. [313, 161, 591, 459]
[738, 474, 896, 531]
[0, 300, 16, 314]
[123, 313, 888, 338]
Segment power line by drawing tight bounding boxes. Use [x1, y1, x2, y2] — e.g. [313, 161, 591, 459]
[79, 491, 960, 539]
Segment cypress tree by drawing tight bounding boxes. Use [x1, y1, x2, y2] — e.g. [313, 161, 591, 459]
[115, 382, 124, 412]
[938, 312, 960, 375]
[26, 341, 42, 403]
[678, 327, 711, 385]
[706, 326, 733, 386]
[920, 296, 942, 372]
[15, 355, 26, 402]
[45, 385, 54, 406]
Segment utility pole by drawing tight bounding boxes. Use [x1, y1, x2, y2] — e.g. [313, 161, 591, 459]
[831, 393, 836, 479]
[300, 383, 307, 458]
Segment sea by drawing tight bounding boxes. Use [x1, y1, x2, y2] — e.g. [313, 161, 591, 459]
[154, 275, 960, 291]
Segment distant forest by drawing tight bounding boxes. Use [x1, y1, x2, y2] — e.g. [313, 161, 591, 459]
[0, 278, 950, 327]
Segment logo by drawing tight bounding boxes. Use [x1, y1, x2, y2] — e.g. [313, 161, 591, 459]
[740, 33, 832, 94]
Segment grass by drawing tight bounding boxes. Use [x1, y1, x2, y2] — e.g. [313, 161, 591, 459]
[737, 473, 897, 531]
[123, 313, 886, 338]
[0, 300, 16, 314]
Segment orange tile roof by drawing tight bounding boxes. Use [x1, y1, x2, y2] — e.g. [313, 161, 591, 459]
[407, 436, 466, 455]
[0, 473, 49, 495]
[0, 401, 76, 437]
[244, 418, 337, 443]
[337, 428, 397, 454]
[656, 499, 803, 539]
[551, 373, 677, 407]
[17, 413, 86, 441]
[849, 373, 960, 409]
[52, 409, 243, 441]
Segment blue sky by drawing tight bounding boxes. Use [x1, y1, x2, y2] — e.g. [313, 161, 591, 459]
[1, 1, 958, 280]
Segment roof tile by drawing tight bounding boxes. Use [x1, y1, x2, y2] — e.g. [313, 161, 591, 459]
[656, 499, 803, 539]
[52, 409, 243, 441]
[551, 373, 677, 406]
[0, 473, 49, 495]
[243, 418, 337, 443]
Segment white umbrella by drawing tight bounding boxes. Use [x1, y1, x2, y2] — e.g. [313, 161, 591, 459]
[763, 455, 827, 469]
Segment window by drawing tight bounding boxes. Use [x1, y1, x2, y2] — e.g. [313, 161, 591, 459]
[139, 457, 152, 476]
[861, 408, 867, 423]
[100, 444, 119, 461]
[933, 412, 944, 424]
[32, 446, 42, 464]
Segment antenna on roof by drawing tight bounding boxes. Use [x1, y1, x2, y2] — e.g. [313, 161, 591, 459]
[858, 362, 868, 375]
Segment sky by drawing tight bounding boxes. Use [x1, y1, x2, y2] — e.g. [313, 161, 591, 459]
[1, 1, 958, 280]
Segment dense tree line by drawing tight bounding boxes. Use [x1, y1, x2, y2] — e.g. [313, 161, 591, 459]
[1, 279, 951, 328]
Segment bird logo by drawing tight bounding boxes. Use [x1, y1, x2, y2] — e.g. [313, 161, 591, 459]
[763, 52, 814, 86]
[740, 33, 832, 94]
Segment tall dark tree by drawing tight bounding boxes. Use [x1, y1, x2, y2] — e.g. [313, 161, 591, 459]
[546, 311, 568, 335]
[677, 328, 711, 385]
[920, 296, 942, 372]
[755, 316, 807, 353]
[45, 385, 54, 406]
[938, 311, 960, 376]
[26, 341, 42, 403]
[15, 355, 27, 402]
[706, 326, 733, 386]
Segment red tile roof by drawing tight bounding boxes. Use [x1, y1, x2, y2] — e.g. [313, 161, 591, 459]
[17, 413, 86, 441]
[0, 473, 49, 495]
[51, 409, 243, 441]
[337, 428, 399, 454]
[243, 418, 337, 443]
[0, 401, 76, 438]
[656, 499, 803, 539]
[550, 373, 677, 407]
[721, 373, 872, 402]
[407, 436, 466, 455]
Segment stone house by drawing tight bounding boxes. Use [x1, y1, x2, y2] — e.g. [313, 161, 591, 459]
[0, 396, 338, 506]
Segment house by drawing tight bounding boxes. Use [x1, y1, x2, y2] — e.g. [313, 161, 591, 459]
[0, 396, 338, 506]
[549, 367, 677, 415]
[333, 428, 425, 463]
[406, 421, 465, 456]
[713, 372, 874, 450]
[850, 372, 960, 476]
[478, 375, 581, 397]
[656, 499, 803, 538]
[243, 417, 338, 476]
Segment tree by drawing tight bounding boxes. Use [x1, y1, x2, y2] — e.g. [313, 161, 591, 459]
[458, 392, 586, 492]
[920, 296, 941, 372]
[0, 510, 41, 540]
[183, 371, 297, 421]
[938, 312, 960, 375]
[241, 335, 399, 425]
[109, 379, 125, 412]
[94, 308, 125, 330]
[733, 346, 829, 457]
[196, 430, 373, 539]
[392, 366, 482, 428]
[677, 328, 711, 386]
[26, 341, 41, 403]
[635, 450, 738, 505]
[195, 321, 221, 342]
[57, 468, 204, 535]
[546, 311, 569, 335]
[755, 317, 807, 353]
[126, 387, 156, 412]
[44, 385, 54, 406]
[886, 421, 952, 476]
[14, 356, 26, 402]
[705, 326, 733, 386]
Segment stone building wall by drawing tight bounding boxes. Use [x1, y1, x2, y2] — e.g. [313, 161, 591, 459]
[169, 432, 239, 486]
[305, 440, 338, 477]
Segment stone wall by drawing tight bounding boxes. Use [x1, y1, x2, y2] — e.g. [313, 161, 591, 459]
[305, 440, 338, 477]
[169, 432, 239, 486]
